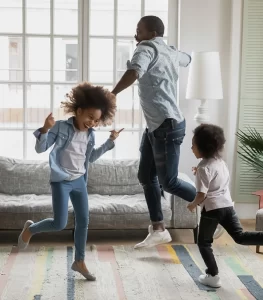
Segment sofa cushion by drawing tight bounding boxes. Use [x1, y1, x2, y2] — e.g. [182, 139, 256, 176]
[89, 194, 170, 214]
[0, 193, 74, 229]
[88, 193, 172, 229]
[0, 156, 51, 195]
[88, 159, 143, 195]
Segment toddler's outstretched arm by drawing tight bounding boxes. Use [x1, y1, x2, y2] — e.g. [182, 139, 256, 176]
[187, 192, 205, 212]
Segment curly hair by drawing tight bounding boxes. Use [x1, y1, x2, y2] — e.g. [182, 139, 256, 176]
[193, 124, 226, 159]
[61, 82, 116, 126]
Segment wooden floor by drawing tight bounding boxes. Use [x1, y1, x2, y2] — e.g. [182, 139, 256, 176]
[0, 219, 257, 249]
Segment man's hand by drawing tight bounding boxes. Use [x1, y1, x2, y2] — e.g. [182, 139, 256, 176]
[109, 128, 124, 141]
[40, 113, 55, 134]
[187, 202, 197, 212]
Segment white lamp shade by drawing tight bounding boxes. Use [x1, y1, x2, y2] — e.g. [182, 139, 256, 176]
[186, 52, 223, 100]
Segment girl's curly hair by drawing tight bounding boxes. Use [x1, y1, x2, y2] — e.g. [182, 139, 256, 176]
[61, 82, 116, 126]
[193, 124, 226, 159]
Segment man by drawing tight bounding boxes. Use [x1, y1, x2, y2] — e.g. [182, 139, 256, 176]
[112, 16, 196, 249]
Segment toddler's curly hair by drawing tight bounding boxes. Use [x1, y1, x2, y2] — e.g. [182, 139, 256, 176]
[193, 124, 226, 159]
[61, 82, 116, 126]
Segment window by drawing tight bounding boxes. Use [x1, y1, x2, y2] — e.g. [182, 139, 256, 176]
[0, 0, 170, 160]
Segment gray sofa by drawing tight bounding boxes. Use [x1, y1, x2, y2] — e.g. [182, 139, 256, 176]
[0, 156, 199, 242]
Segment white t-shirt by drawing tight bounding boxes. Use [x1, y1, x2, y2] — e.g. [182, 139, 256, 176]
[195, 158, 233, 211]
[60, 128, 89, 181]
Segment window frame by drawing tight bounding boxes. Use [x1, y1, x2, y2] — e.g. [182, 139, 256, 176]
[0, 0, 178, 160]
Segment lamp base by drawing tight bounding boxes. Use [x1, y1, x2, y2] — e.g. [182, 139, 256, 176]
[194, 99, 210, 124]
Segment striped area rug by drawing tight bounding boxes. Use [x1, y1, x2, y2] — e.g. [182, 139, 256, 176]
[0, 244, 263, 300]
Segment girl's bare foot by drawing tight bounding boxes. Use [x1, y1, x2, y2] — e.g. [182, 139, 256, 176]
[71, 260, 96, 281]
[75, 260, 89, 273]
[18, 220, 33, 250]
[22, 227, 32, 243]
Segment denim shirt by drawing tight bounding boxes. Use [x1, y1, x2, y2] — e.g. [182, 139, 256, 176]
[33, 117, 115, 182]
[127, 37, 191, 132]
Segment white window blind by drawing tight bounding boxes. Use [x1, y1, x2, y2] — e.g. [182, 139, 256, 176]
[235, 0, 263, 203]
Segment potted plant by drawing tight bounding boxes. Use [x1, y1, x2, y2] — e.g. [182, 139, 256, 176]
[215, 128, 263, 240]
[236, 127, 263, 176]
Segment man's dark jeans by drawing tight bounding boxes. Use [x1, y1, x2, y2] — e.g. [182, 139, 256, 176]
[138, 119, 196, 222]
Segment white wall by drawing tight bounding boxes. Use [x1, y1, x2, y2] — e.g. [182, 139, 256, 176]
[177, 0, 256, 219]
[178, 0, 232, 177]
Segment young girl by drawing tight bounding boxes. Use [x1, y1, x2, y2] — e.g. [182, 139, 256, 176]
[188, 124, 263, 288]
[18, 82, 121, 281]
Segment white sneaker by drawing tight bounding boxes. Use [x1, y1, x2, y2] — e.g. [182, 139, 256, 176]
[134, 225, 172, 249]
[213, 224, 225, 239]
[198, 274, 221, 288]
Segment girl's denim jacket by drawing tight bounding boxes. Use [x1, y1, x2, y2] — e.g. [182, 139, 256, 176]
[33, 117, 114, 182]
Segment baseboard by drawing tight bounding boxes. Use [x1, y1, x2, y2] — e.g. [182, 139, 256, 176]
[235, 203, 258, 219]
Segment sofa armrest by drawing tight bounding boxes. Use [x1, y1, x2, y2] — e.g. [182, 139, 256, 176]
[164, 191, 200, 229]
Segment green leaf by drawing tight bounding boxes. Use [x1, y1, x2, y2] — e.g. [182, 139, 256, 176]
[236, 127, 263, 176]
